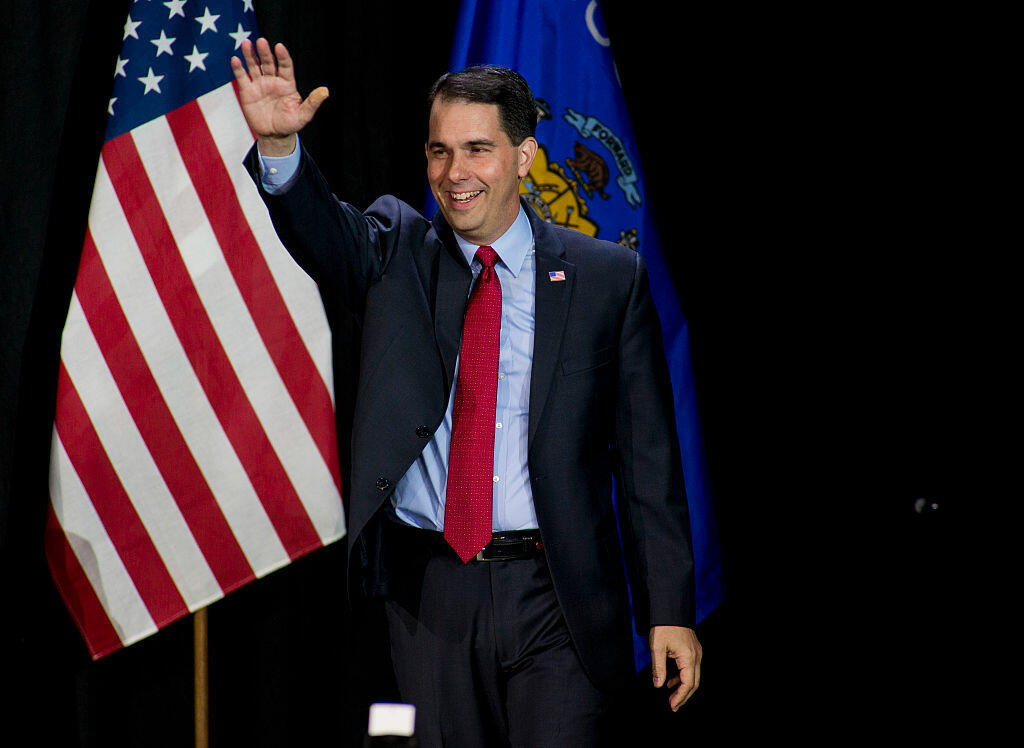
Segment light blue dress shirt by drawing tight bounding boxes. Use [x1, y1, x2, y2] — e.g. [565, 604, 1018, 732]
[260, 145, 539, 531]
[258, 138, 302, 194]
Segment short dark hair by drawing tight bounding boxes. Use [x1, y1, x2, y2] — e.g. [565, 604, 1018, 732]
[427, 65, 536, 146]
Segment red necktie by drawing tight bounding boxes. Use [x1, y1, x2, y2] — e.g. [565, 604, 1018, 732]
[444, 246, 502, 562]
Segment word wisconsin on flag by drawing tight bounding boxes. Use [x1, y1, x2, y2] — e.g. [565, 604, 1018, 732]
[446, 0, 724, 670]
[46, 0, 344, 659]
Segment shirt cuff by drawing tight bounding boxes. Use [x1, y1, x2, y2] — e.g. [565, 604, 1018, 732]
[259, 136, 301, 194]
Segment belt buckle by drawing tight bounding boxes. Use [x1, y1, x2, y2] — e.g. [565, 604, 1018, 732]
[473, 548, 497, 562]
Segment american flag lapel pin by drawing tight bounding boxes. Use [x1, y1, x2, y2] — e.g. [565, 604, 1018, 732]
[548, 270, 566, 282]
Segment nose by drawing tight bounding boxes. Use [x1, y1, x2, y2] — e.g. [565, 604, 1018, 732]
[447, 150, 469, 183]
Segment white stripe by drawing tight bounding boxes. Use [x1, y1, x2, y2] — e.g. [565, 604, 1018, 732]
[48, 426, 156, 648]
[128, 121, 344, 544]
[60, 292, 222, 608]
[88, 162, 292, 573]
[198, 82, 335, 401]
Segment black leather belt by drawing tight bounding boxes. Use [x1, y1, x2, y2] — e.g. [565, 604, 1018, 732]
[473, 530, 544, 562]
[391, 521, 543, 562]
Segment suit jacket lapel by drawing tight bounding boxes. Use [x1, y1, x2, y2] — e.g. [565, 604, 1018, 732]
[431, 214, 472, 391]
[528, 212, 574, 450]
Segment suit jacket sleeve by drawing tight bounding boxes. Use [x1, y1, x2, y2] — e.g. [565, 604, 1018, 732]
[244, 143, 420, 318]
[613, 251, 696, 630]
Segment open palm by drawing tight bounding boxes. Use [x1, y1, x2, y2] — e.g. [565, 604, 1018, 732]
[230, 38, 328, 142]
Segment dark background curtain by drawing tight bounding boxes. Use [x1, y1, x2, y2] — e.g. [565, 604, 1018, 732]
[1, 1, 966, 744]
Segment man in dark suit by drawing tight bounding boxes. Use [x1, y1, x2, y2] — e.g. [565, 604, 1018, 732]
[232, 38, 701, 746]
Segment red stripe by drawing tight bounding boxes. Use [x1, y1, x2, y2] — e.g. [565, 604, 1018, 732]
[53, 364, 187, 627]
[166, 100, 342, 496]
[76, 230, 255, 591]
[44, 505, 124, 660]
[100, 133, 321, 558]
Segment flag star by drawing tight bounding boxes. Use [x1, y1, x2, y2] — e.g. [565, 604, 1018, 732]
[123, 14, 142, 40]
[150, 29, 176, 57]
[195, 7, 220, 33]
[114, 56, 129, 77]
[164, 0, 188, 19]
[242, 0, 254, 11]
[108, 97, 117, 115]
[138, 67, 164, 94]
[184, 45, 208, 72]
[227, 23, 252, 49]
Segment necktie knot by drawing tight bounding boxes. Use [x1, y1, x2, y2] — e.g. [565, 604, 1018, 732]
[475, 246, 498, 270]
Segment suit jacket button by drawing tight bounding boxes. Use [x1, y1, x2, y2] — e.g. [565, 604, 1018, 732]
[416, 426, 431, 438]
[376, 477, 390, 491]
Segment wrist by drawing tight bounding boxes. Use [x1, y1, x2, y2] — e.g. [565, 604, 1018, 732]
[257, 133, 297, 158]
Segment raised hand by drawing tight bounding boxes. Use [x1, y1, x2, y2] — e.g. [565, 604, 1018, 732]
[230, 38, 329, 156]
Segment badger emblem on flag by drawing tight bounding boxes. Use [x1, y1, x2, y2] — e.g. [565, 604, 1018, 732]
[566, 142, 610, 201]
[520, 96, 640, 252]
[563, 108, 642, 209]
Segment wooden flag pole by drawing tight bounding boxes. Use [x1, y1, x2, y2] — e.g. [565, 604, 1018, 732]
[194, 608, 209, 748]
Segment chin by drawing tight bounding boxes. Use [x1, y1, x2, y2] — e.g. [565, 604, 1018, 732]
[444, 208, 482, 234]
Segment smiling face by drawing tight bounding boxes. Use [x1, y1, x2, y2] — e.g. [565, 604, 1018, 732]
[426, 98, 538, 246]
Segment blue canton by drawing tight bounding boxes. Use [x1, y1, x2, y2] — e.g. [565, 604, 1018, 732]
[106, 0, 256, 142]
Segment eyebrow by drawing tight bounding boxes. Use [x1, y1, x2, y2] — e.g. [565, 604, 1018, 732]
[427, 138, 499, 150]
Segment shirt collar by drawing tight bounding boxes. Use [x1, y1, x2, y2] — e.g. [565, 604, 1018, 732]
[453, 205, 534, 278]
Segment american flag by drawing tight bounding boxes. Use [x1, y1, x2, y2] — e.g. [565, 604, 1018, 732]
[46, 0, 344, 659]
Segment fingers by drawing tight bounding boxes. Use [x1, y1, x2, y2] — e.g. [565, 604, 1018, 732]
[668, 656, 697, 711]
[650, 626, 703, 712]
[667, 642, 702, 711]
[241, 38, 261, 77]
[231, 38, 257, 85]
[274, 42, 296, 83]
[237, 39, 303, 91]
[229, 54, 250, 84]
[256, 37, 277, 77]
[650, 639, 668, 689]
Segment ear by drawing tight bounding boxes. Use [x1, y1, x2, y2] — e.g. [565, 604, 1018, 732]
[517, 137, 538, 178]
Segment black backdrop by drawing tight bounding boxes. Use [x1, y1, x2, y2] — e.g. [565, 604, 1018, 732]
[1, 1, 966, 745]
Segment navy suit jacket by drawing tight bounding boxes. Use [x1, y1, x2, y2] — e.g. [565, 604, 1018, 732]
[247, 146, 695, 692]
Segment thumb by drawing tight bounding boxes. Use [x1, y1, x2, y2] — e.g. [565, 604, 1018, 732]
[303, 86, 329, 115]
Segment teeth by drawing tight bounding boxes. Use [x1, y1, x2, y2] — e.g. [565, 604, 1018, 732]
[451, 191, 482, 201]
